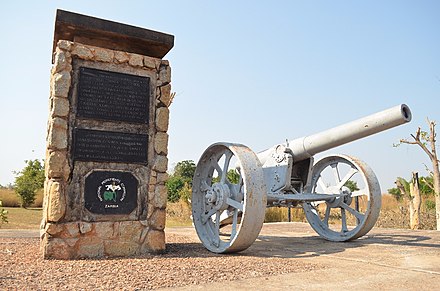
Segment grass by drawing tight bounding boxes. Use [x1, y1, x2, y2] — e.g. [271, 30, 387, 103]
[0, 192, 436, 230]
[166, 199, 192, 227]
[0, 188, 43, 207]
[0, 207, 42, 229]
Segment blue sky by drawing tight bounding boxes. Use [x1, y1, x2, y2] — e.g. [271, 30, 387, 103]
[0, 1, 439, 191]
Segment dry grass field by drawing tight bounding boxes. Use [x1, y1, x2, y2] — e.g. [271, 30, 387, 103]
[0, 188, 43, 208]
[0, 190, 436, 230]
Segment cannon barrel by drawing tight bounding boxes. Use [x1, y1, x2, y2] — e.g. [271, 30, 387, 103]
[259, 104, 412, 163]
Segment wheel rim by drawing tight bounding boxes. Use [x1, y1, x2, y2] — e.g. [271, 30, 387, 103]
[303, 154, 381, 241]
[192, 143, 266, 253]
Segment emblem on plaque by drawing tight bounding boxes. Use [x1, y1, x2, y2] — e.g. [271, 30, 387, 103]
[84, 171, 138, 215]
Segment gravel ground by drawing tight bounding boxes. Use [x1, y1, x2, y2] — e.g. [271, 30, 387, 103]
[1, 233, 319, 290]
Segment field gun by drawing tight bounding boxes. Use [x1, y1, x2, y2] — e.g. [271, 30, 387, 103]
[191, 104, 412, 253]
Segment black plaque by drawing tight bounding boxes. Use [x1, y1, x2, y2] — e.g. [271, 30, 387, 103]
[84, 171, 138, 215]
[77, 67, 150, 124]
[73, 128, 148, 164]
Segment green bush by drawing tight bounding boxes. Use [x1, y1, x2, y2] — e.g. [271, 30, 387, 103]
[0, 201, 8, 225]
[14, 159, 45, 208]
[166, 176, 185, 202]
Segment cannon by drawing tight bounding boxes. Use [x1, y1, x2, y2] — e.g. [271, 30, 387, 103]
[191, 104, 412, 253]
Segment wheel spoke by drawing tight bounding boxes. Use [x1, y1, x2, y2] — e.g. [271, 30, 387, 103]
[341, 208, 348, 232]
[226, 197, 243, 211]
[231, 210, 238, 239]
[351, 189, 367, 197]
[318, 176, 328, 192]
[337, 167, 358, 189]
[213, 211, 221, 247]
[220, 151, 233, 183]
[200, 180, 211, 192]
[340, 202, 364, 221]
[323, 205, 331, 226]
[212, 162, 223, 180]
[201, 208, 216, 224]
[331, 163, 341, 183]
[355, 196, 360, 225]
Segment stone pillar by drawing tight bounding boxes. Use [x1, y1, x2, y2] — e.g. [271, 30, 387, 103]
[41, 10, 174, 259]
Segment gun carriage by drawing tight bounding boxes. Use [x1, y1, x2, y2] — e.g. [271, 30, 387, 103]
[191, 104, 412, 253]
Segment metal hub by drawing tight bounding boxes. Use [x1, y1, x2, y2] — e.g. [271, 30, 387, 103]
[206, 183, 231, 211]
[325, 185, 352, 208]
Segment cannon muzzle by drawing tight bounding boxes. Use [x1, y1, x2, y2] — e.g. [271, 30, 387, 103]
[259, 104, 412, 162]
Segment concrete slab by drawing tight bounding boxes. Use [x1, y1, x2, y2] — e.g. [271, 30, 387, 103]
[165, 222, 440, 290]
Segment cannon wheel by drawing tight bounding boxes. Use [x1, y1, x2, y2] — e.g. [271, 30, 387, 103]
[192, 143, 267, 253]
[303, 154, 381, 241]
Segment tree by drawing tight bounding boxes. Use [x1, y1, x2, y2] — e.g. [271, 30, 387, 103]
[166, 160, 196, 202]
[398, 119, 440, 230]
[166, 175, 185, 203]
[393, 173, 421, 230]
[344, 180, 359, 192]
[14, 159, 45, 208]
[173, 160, 196, 184]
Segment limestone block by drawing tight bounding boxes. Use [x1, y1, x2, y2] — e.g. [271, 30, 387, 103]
[79, 222, 93, 234]
[47, 181, 66, 222]
[57, 40, 72, 51]
[71, 43, 94, 60]
[95, 221, 116, 239]
[159, 84, 172, 107]
[143, 56, 157, 69]
[153, 185, 167, 209]
[146, 203, 155, 219]
[43, 237, 71, 259]
[128, 53, 144, 67]
[94, 47, 114, 63]
[118, 221, 143, 241]
[46, 151, 69, 179]
[154, 132, 169, 155]
[139, 226, 148, 243]
[104, 240, 139, 257]
[52, 71, 71, 98]
[47, 118, 68, 150]
[156, 172, 168, 185]
[153, 155, 168, 173]
[64, 238, 79, 247]
[76, 237, 104, 258]
[45, 222, 64, 236]
[53, 50, 71, 73]
[155, 107, 170, 132]
[64, 222, 80, 237]
[149, 174, 157, 186]
[150, 209, 166, 230]
[114, 51, 129, 63]
[51, 97, 70, 117]
[145, 230, 165, 252]
[158, 64, 171, 85]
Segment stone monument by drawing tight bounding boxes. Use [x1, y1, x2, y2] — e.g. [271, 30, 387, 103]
[41, 9, 174, 259]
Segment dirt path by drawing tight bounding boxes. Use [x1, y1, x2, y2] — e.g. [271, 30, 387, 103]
[1, 223, 439, 290]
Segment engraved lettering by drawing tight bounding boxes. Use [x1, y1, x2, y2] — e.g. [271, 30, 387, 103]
[77, 67, 150, 123]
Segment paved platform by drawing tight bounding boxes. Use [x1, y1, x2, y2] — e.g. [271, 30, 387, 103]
[166, 222, 440, 290]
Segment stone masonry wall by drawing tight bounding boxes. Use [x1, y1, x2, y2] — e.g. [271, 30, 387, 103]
[41, 40, 171, 259]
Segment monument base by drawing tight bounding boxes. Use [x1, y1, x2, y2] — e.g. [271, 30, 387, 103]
[41, 220, 165, 259]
